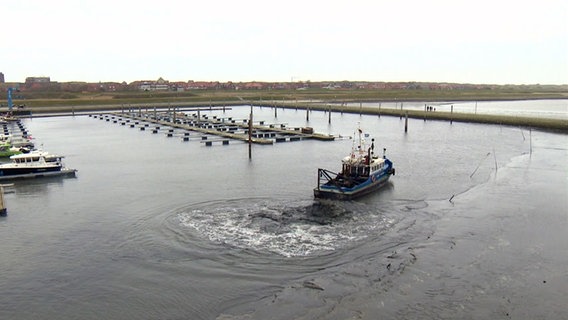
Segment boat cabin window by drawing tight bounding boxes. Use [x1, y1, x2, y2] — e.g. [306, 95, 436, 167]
[13, 155, 47, 163]
[342, 164, 370, 178]
[15, 156, 40, 163]
[370, 162, 384, 172]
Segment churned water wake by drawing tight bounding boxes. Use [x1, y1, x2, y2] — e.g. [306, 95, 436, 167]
[177, 198, 402, 257]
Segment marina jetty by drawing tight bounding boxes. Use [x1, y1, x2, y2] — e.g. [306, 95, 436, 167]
[267, 101, 568, 133]
[17, 99, 567, 133]
[93, 108, 334, 145]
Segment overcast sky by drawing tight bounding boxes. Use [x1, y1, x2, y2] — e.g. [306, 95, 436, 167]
[2, 0, 567, 84]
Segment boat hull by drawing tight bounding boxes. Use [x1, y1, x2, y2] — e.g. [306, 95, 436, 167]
[0, 165, 62, 176]
[0, 168, 77, 181]
[314, 170, 393, 200]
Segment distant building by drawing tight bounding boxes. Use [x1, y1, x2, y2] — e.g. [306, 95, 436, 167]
[136, 77, 170, 91]
[25, 76, 51, 83]
[0, 72, 4, 83]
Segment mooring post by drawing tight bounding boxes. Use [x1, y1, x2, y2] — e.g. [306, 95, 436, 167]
[154, 107, 157, 119]
[405, 112, 408, 132]
[328, 105, 332, 124]
[359, 102, 362, 116]
[274, 106, 277, 118]
[378, 102, 381, 118]
[451, 105, 454, 124]
[138, 107, 141, 117]
[424, 104, 427, 121]
[400, 103, 403, 120]
[248, 107, 253, 159]
[306, 107, 310, 122]
[529, 128, 532, 155]
[0, 185, 6, 216]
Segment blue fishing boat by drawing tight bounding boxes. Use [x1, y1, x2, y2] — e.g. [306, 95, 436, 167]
[314, 126, 395, 200]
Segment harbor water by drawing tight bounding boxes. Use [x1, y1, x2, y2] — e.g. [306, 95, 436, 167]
[0, 102, 566, 319]
[341, 99, 568, 119]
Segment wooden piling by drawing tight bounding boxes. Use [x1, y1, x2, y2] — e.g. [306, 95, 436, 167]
[248, 109, 253, 159]
[306, 107, 310, 122]
[328, 105, 332, 124]
[529, 128, 532, 155]
[405, 112, 408, 132]
[0, 185, 7, 216]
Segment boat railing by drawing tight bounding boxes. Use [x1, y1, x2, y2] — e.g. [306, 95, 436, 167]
[316, 168, 359, 192]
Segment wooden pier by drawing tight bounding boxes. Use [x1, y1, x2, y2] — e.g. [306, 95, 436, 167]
[95, 110, 335, 145]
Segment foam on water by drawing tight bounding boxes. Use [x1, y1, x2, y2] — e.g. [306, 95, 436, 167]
[178, 198, 398, 257]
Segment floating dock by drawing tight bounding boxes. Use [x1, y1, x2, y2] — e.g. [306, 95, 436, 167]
[92, 109, 335, 145]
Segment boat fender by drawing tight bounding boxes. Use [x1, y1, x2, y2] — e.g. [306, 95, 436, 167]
[391, 168, 396, 175]
[371, 175, 376, 182]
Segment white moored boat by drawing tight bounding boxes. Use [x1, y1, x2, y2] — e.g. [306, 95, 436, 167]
[0, 150, 77, 180]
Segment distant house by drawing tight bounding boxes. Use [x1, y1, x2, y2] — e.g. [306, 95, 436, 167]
[25, 76, 51, 83]
[187, 81, 219, 90]
[136, 77, 170, 91]
[242, 82, 265, 90]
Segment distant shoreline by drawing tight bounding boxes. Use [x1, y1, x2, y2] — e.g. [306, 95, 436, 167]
[3, 87, 566, 132]
[10, 97, 567, 134]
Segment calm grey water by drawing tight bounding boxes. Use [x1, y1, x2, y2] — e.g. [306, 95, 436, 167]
[342, 99, 568, 119]
[0, 103, 566, 319]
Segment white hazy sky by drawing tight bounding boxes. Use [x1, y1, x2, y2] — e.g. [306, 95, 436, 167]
[2, 0, 567, 84]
